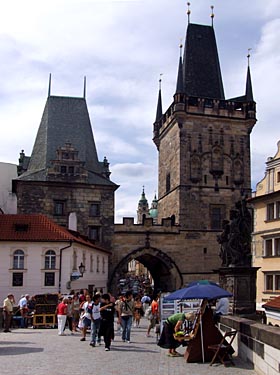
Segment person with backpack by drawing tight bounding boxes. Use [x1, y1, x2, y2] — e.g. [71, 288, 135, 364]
[118, 291, 134, 343]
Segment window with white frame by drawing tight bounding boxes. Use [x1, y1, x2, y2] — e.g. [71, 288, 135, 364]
[264, 237, 280, 257]
[45, 250, 56, 269]
[13, 249, 24, 269]
[264, 273, 280, 292]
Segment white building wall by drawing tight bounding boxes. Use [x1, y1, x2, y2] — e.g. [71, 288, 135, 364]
[0, 162, 17, 214]
[0, 240, 109, 303]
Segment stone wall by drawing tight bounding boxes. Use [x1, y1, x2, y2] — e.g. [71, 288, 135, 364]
[16, 181, 115, 249]
[219, 315, 280, 375]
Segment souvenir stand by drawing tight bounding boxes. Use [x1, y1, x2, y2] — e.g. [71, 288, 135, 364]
[159, 294, 201, 332]
[33, 294, 58, 328]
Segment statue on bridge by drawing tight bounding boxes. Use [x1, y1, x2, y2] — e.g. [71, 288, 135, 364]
[217, 199, 252, 267]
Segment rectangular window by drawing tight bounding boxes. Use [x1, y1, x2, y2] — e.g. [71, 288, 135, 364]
[265, 239, 273, 256]
[275, 238, 280, 256]
[89, 203, 100, 217]
[276, 275, 280, 291]
[277, 172, 280, 183]
[68, 166, 74, 174]
[60, 166, 67, 174]
[12, 272, 23, 287]
[210, 205, 225, 230]
[88, 226, 100, 241]
[54, 200, 65, 216]
[266, 274, 273, 291]
[267, 203, 275, 220]
[276, 202, 280, 219]
[45, 272, 55, 287]
[265, 273, 280, 292]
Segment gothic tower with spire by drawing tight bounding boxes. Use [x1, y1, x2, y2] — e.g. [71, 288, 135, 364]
[153, 21, 256, 232]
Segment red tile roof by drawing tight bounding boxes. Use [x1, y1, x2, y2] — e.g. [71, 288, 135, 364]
[0, 214, 110, 253]
[263, 295, 280, 311]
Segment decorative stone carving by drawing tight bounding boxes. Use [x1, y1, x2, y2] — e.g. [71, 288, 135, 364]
[217, 199, 252, 267]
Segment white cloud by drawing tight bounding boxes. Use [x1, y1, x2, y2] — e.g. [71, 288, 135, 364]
[1, 0, 280, 220]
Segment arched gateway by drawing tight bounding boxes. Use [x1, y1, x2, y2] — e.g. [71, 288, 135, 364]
[109, 245, 183, 295]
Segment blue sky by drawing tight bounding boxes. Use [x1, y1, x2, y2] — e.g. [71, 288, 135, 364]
[0, 0, 280, 222]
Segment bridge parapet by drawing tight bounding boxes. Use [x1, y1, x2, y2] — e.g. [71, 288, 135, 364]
[219, 315, 280, 375]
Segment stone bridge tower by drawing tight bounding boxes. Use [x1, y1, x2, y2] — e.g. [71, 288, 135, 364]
[110, 20, 256, 294]
[153, 22, 256, 232]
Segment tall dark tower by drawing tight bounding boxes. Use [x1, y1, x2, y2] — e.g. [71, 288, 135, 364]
[13, 92, 118, 249]
[153, 22, 256, 231]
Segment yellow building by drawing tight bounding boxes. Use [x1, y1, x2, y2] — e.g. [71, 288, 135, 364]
[251, 141, 280, 314]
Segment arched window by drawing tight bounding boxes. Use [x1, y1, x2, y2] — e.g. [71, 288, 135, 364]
[13, 249, 24, 269]
[45, 250, 56, 269]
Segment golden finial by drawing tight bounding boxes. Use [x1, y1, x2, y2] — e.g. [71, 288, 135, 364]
[210, 5, 214, 27]
[187, 2, 191, 24]
[247, 48, 252, 67]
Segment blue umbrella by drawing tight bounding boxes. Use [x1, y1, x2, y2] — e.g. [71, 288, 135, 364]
[165, 282, 232, 301]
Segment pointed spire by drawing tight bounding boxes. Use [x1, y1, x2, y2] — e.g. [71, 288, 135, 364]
[187, 2, 191, 24]
[48, 73, 52, 97]
[83, 76, 86, 99]
[210, 5, 214, 27]
[176, 43, 184, 94]
[138, 186, 148, 205]
[155, 75, 163, 122]
[245, 49, 254, 101]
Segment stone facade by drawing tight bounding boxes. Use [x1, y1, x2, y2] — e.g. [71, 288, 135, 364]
[155, 100, 255, 228]
[15, 180, 115, 250]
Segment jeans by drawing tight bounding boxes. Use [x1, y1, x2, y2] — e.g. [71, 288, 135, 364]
[91, 318, 101, 344]
[121, 315, 132, 341]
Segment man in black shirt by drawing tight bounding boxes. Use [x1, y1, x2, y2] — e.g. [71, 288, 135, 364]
[99, 294, 115, 351]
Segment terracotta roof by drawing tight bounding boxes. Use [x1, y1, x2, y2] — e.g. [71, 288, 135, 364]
[263, 295, 280, 311]
[0, 214, 110, 253]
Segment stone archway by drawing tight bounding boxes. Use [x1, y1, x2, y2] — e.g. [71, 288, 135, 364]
[109, 246, 183, 295]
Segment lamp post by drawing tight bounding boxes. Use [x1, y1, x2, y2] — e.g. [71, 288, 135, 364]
[78, 262, 85, 277]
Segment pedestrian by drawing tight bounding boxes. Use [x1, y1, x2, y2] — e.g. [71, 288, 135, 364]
[66, 296, 74, 334]
[80, 294, 93, 341]
[133, 296, 143, 327]
[99, 293, 115, 351]
[90, 294, 101, 347]
[56, 297, 68, 336]
[146, 294, 159, 337]
[72, 294, 80, 332]
[141, 294, 151, 313]
[114, 294, 123, 334]
[2, 294, 14, 332]
[157, 312, 195, 357]
[18, 294, 29, 328]
[118, 290, 134, 343]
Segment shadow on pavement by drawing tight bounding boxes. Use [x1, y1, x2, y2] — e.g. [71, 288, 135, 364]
[0, 346, 44, 355]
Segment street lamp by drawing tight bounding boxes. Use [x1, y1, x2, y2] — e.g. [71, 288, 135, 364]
[78, 262, 86, 277]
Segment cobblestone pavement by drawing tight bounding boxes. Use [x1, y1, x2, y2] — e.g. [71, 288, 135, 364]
[0, 323, 256, 375]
